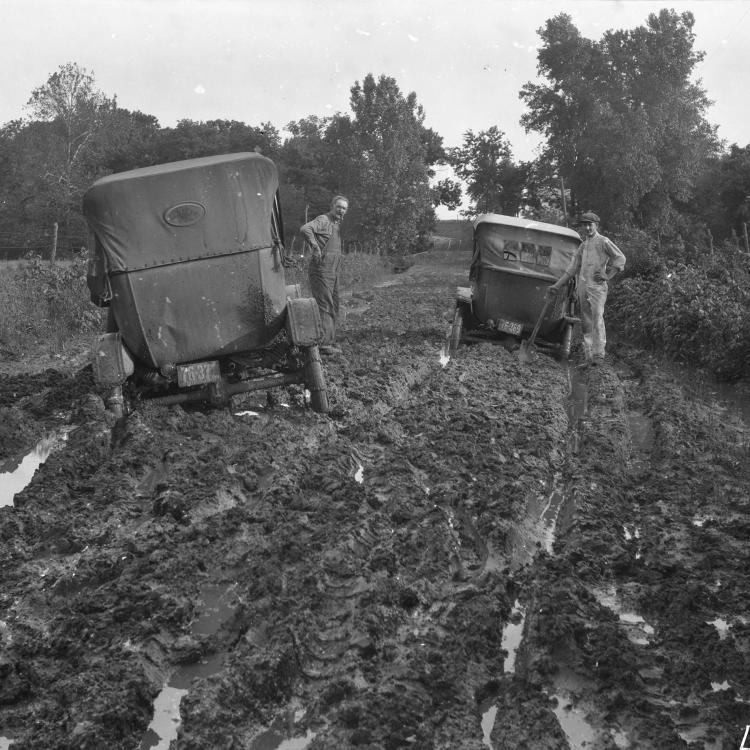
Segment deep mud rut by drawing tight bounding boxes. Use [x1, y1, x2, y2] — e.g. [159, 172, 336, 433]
[1, 250, 749, 750]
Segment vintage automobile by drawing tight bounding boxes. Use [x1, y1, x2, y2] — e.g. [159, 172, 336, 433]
[448, 214, 581, 360]
[83, 152, 328, 415]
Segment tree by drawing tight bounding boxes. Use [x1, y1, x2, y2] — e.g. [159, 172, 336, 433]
[331, 74, 438, 254]
[447, 127, 526, 216]
[23, 62, 112, 240]
[153, 119, 280, 163]
[431, 178, 463, 211]
[520, 10, 719, 231]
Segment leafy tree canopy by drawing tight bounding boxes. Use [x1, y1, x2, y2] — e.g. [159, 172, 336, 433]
[447, 127, 526, 217]
[520, 10, 719, 230]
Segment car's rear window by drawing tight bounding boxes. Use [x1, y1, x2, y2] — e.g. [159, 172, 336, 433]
[521, 242, 552, 267]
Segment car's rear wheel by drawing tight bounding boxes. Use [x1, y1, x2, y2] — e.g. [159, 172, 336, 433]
[304, 345, 329, 413]
[448, 306, 464, 354]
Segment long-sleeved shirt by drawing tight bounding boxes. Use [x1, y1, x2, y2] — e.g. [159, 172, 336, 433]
[300, 212, 342, 257]
[563, 232, 626, 284]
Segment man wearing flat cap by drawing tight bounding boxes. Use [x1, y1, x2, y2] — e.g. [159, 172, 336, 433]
[547, 211, 626, 366]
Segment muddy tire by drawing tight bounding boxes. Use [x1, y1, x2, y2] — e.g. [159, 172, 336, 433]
[558, 323, 573, 361]
[304, 346, 329, 413]
[448, 307, 464, 354]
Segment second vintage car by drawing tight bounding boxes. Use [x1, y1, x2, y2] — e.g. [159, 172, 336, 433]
[448, 213, 582, 360]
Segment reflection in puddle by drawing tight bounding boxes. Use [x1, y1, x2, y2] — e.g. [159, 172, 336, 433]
[249, 729, 315, 750]
[548, 691, 597, 750]
[140, 685, 187, 750]
[566, 366, 588, 454]
[593, 587, 654, 645]
[140, 653, 225, 749]
[507, 476, 568, 569]
[707, 617, 729, 640]
[0, 431, 70, 507]
[501, 600, 526, 673]
[192, 584, 237, 636]
[480, 700, 497, 749]
[249, 705, 315, 750]
[139, 585, 236, 748]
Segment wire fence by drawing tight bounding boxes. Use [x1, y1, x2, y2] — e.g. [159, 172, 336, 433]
[0, 231, 87, 261]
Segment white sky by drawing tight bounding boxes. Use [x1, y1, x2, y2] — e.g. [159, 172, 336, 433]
[2, 1, 748, 169]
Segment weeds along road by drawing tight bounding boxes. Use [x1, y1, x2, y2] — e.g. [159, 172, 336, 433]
[0, 250, 749, 749]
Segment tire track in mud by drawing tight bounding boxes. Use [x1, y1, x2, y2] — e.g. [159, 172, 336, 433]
[2, 252, 749, 749]
[512, 354, 750, 750]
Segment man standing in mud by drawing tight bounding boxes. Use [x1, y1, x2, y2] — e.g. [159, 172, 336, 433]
[547, 211, 625, 367]
[301, 195, 349, 355]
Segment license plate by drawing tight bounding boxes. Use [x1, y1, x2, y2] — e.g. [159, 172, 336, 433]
[177, 360, 221, 387]
[498, 319, 522, 336]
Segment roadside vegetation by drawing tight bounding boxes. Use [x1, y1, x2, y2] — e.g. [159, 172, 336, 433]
[1, 9, 749, 380]
[0, 254, 102, 356]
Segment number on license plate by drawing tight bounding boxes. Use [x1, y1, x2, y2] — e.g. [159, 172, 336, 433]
[498, 319, 522, 336]
[177, 360, 221, 387]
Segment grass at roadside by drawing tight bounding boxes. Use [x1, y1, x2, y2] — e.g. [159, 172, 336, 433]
[0, 254, 103, 356]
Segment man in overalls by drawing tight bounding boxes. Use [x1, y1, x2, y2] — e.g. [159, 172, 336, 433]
[300, 195, 349, 355]
[547, 211, 626, 366]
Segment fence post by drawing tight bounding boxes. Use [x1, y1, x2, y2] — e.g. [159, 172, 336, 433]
[731, 227, 740, 252]
[50, 222, 58, 265]
[707, 228, 714, 255]
[743, 223, 749, 254]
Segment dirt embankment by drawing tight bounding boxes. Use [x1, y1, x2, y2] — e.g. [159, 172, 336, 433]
[0, 250, 748, 750]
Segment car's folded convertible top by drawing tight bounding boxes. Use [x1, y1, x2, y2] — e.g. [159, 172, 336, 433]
[83, 153, 279, 273]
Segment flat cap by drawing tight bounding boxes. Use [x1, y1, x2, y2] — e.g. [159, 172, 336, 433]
[577, 211, 600, 224]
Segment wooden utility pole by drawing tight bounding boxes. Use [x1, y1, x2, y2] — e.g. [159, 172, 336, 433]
[50, 222, 58, 265]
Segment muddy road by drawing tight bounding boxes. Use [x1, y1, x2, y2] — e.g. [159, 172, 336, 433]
[1, 250, 749, 750]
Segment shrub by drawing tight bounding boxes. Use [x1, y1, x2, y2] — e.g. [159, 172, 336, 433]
[0, 252, 103, 351]
[608, 257, 750, 381]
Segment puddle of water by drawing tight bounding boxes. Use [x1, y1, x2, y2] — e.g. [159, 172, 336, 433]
[139, 584, 236, 748]
[236, 410, 261, 417]
[549, 691, 598, 750]
[711, 680, 731, 692]
[439, 346, 450, 368]
[480, 700, 497, 749]
[566, 367, 588, 422]
[140, 652, 225, 748]
[140, 685, 187, 750]
[192, 584, 237, 636]
[0, 737, 12, 750]
[249, 729, 315, 750]
[353, 461, 364, 484]
[248, 705, 315, 750]
[0, 431, 70, 507]
[593, 587, 654, 645]
[507, 476, 569, 569]
[501, 600, 526, 673]
[707, 617, 729, 640]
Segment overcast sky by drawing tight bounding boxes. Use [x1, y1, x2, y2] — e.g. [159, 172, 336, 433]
[3, 0, 748, 165]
